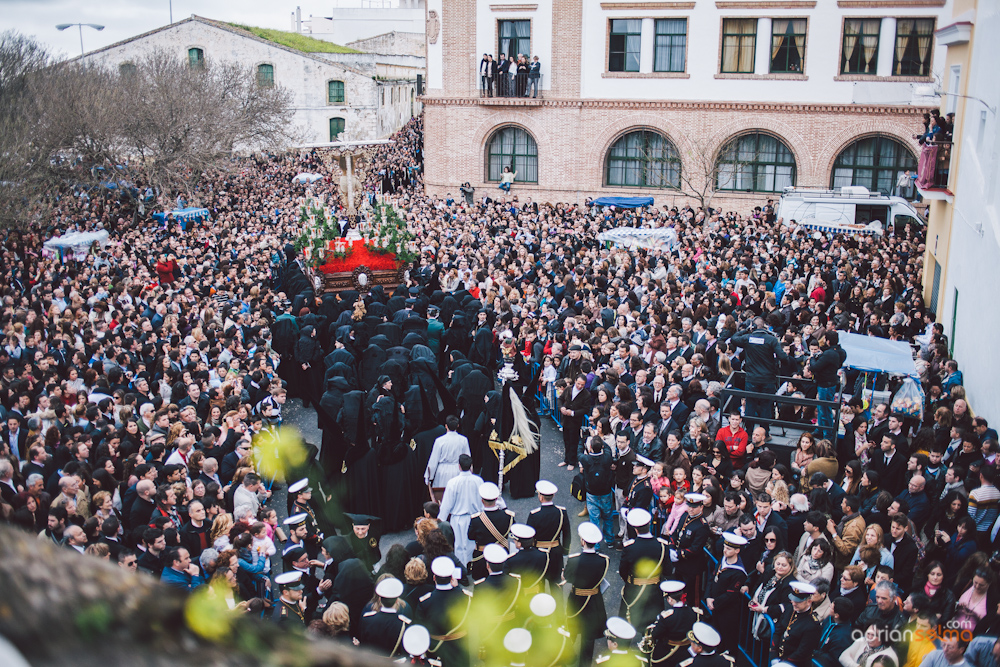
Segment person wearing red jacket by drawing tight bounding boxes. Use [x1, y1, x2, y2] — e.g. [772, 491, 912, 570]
[155, 253, 179, 286]
[717, 412, 749, 468]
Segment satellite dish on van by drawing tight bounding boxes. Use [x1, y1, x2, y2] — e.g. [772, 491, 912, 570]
[840, 186, 871, 196]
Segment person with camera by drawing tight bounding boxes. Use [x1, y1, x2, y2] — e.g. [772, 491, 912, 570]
[730, 313, 789, 437]
[806, 330, 846, 441]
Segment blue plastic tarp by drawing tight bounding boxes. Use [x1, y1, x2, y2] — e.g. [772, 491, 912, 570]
[152, 207, 210, 230]
[591, 197, 654, 208]
[838, 331, 918, 378]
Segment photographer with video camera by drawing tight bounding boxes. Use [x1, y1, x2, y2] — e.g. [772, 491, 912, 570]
[731, 313, 790, 437]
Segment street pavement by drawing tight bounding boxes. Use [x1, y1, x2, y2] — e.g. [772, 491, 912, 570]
[278, 399, 628, 622]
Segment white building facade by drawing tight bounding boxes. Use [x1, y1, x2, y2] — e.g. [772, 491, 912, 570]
[81, 16, 418, 145]
[921, 0, 1000, 417]
[422, 0, 951, 208]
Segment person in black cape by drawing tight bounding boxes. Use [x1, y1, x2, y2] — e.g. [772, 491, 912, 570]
[294, 325, 324, 408]
[341, 389, 382, 519]
[457, 368, 493, 473]
[371, 383, 421, 533]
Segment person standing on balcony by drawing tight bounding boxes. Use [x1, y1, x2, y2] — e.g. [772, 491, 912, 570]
[496, 53, 509, 96]
[516, 55, 529, 97]
[479, 54, 493, 98]
[527, 56, 541, 99]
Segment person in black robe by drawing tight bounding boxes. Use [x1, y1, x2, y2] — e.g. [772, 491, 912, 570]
[457, 368, 493, 473]
[318, 376, 351, 481]
[359, 343, 387, 391]
[468, 326, 494, 368]
[294, 325, 324, 408]
[341, 389, 382, 519]
[371, 386, 421, 533]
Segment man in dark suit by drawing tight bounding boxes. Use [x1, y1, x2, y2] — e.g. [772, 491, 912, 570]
[884, 515, 918, 594]
[869, 434, 907, 496]
[559, 375, 590, 471]
[654, 402, 682, 446]
[665, 385, 690, 427]
[0, 459, 17, 504]
[809, 472, 845, 522]
[2, 415, 28, 462]
[21, 444, 51, 484]
[754, 493, 788, 544]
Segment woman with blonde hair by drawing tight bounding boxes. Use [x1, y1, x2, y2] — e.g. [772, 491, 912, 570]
[211, 513, 235, 551]
[321, 602, 352, 639]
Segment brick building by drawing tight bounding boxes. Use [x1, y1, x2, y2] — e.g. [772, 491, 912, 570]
[421, 0, 950, 210]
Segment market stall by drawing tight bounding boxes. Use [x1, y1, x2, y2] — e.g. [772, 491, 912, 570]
[41, 229, 110, 262]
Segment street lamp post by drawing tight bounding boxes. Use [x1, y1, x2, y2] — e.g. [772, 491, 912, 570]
[55, 23, 105, 58]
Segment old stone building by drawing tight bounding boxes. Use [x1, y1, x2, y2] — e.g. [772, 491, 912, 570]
[422, 0, 950, 209]
[81, 16, 419, 145]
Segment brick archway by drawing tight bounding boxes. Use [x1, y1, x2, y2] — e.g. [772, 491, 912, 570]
[707, 118, 810, 183]
[587, 114, 690, 190]
[472, 113, 550, 184]
[819, 124, 921, 184]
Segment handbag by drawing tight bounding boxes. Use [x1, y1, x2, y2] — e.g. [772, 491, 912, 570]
[570, 472, 586, 502]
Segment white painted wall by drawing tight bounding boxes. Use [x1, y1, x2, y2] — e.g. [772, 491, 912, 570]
[474, 0, 553, 92]
[576, 0, 950, 104]
[941, 3, 1000, 422]
[303, 10, 425, 46]
[80, 20, 418, 144]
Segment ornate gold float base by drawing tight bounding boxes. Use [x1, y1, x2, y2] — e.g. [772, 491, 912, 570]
[310, 265, 406, 294]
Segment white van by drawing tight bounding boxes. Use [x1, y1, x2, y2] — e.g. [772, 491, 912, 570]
[776, 186, 925, 235]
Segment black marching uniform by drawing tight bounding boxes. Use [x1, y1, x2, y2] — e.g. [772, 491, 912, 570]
[473, 571, 522, 642]
[563, 549, 611, 665]
[678, 651, 736, 667]
[596, 648, 643, 666]
[506, 543, 550, 599]
[467, 507, 515, 580]
[619, 535, 668, 629]
[418, 586, 474, 667]
[622, 477, 654, 538]
[271, 597, 307, 628]
[705, 558, 747, 655]
[772, 607, 821, 667]
[526, 504, 571, 584]
[669, 512, 710, 605]
[358, 607, 412, 658]
[646, 605, 703, 666]
[292, 500, 324, 556]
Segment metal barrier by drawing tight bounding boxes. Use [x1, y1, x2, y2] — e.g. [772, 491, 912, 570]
[719, 370, 843, 436]
[702, 547, 775, 666]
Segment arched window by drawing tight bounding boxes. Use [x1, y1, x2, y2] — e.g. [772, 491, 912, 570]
[256, 64, 274, 88]
[486, 127, 538, 183]
[330, 118, 345, 142]
[716, 132, 796, 193]
[188, 48, 204, 69]
[119, 62, 136, 77]
[831, 135, 917, 193]
[328, 81, 345, 105]
[606, 130, 681, 189]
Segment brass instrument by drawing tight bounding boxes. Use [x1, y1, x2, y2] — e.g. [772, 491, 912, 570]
[638, 622, 656, 655]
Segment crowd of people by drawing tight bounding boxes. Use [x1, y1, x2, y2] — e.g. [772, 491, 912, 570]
[0, 112, 998, 667]
[479, 53, 542, 99]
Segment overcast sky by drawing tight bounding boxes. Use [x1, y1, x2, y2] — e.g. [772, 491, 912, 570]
[1, 0, 355, 60]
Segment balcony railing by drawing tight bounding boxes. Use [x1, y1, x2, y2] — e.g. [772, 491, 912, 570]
[472, 67, 543, 102]
[915, 140, 953, 200]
